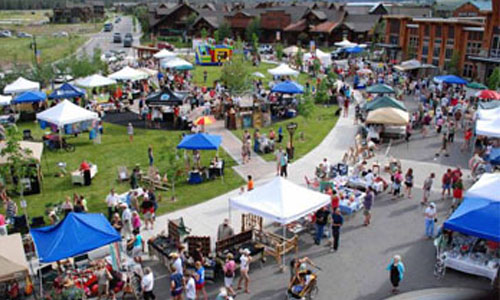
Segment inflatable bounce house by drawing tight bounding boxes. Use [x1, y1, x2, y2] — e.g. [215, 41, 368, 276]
[195, 38, 234, 66]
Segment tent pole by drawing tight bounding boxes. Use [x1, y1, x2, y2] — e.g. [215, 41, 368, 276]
[282, 225, 286, 272]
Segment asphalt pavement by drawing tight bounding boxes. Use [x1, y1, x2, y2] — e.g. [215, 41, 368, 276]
[77, 15, 141, 59]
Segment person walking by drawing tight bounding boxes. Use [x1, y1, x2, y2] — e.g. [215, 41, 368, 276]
[237, 249, 251, 294]
[441, 169, 452, 200]
[314, 206, 329, 245]
[422, 173, 435, 205]
[280, 151, 288, 178]
[148, 145, 154, 167]
[223, 253, 236, 297]
[424, 202, 437, 239]
[404, 168, 414, 199]
[330, 207, 343, 252]
[105, 188, 119, 221]
[452, 176, 463, 210]
[392, 169, 403, 200]
[185, 271, 196, 300]
[142, 267, 156, 300]
[363, 187, 374, 226]
[194, 261, 208, 300]
[170, 265, 184, 300]
[386, 255, 405, 294]
[127, 122, 134, 143]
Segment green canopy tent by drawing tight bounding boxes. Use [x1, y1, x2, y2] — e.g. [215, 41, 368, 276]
[467, 82, 487, 90]
[366, 84, 395, 94]
[363, 96, 407, 112]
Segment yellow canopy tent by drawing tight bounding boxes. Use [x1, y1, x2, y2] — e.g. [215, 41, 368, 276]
[0, 233, 29, 282]
[366, 107, 409, 126]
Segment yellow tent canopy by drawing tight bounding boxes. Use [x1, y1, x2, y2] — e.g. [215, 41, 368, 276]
[366, 107, 409, 126]
[0, 233, 29, 282]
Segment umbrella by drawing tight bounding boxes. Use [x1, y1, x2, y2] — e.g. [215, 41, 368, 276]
[252, 72, 265, 78]
[467, 82, 487, 90]
[434, 75, 468, 85]
[271, 81, 304, 94]
[194, 116, 216, 126]
[475, 90, 500, 100]
[366, 84, 395, 94]
[344, 46, 363, 54]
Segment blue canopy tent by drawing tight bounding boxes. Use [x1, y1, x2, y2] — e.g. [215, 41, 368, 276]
[434, 75, 468, 85]
[12, 91, 46, 104]
[344, 46, 363, 54]
[271, 81, 304, 94]
[48, 83, 85, 100]
[177, 133, 222, 150]
[30, 213, 121, 263]
[444, 174, 500, 241]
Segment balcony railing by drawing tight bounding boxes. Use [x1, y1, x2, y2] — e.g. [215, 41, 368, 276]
[491, 49, 500, 58]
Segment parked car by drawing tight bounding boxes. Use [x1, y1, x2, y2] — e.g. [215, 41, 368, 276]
[258, 44, 273, 54]
[17, 32, 32, 38]
[123, 35, 133, 47]
[104, 23, 113, 32]
[52, 31, 69, 38]
[113, 32, 122, 43]
[0, 30, 12, 38]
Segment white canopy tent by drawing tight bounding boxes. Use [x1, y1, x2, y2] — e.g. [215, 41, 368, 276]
[283, 46, 304, 56]
[0, 95, 12, 106]
[153, 49, 177, 59]
[476, 117, 500, 138]
[75, 74, 117, 88]
[36, 100, 98, 127]
[160, 57, 193, 69]
[108, 66, 149, 81]
[229, 177, 329, 224]
[466, 173, 500, 202]
[138, 67, 159, 77]
[334, 39, 358, 48]
[4, 77, 40, 95]
[268, 64, 300, 77]
[476, 107, 500, 121]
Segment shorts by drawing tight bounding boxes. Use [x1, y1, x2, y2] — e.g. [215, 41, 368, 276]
[224, 276, 233, 288]
[404, 182, 413, 188]
[132, 246, 142, 257]
[171, 288, 183, 297]
[195, 282, 205, 290]
[363, 209, 371, 216]
[143, 211, 152, 220]
[98, 283, 108, 294]
[442, 183, 451, 190]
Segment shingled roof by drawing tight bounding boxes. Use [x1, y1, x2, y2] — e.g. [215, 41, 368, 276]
[342, 14, 382, 32]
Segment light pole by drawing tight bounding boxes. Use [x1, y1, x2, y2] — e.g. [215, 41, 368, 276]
[286, 122, 297, 160]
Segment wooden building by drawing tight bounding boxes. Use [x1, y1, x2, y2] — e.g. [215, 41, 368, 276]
[52, 1, 104, 23]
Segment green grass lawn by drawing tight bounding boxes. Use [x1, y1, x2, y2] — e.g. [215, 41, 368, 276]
[0, 9, 50, 23]
[3, 122, 244, 221]
[233, 105, 338, 161]
[191, 62, 278, 87]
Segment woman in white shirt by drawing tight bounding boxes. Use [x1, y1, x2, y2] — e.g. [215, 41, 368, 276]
[184, 271, 196, 300]
[237, 249, 251, 293]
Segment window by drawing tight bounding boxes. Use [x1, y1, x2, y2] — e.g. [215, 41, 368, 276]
[424, 25, 429, 36]
[423, 45, 429, 55]
[390, 20, 400, 34]
[432, 59, 439, 66]
[445, 48, 453, 59]
[491, 35, 500, 58]
[466, 41, 481, 55]
[448, 26, 454, 39]
[435, 26, 441, 38]
[463, 63, 474, 78]
[389, 35, 399, 45]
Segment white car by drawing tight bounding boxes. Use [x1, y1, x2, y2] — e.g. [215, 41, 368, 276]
[0, 30, 12, 38]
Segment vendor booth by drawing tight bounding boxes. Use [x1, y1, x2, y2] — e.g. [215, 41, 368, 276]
[268, 64, 300, 77]
[177, 133, 223, 183]
[366, 84, 395, 95]
[271, 81, 304, 94]
[364, 96, 407, 112]
[334, 39, 358, 48]
[108, 66, 149, 81]
[0, 233, 29, 281]
[4, 77, 40, 95]
[366, 107, 409, 126]
[229, 177, 330, 265]
[476, 117, 500, 138]
[31, 212, 121, 263]
[439, 174, 500, 282]
[75, 74, 117, 88]
[433, 75, 468, 85]
[0, 95, 11, 106]
[160, 57, 193, 70]
[153, 49, 177, 59]
[48, 83, 85, 100]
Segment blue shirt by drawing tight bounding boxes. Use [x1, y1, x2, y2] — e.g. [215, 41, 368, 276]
[196, 267, 205, 285]
[170, 273, 183, 292]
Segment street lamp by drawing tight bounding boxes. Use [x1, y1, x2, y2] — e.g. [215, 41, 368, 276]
[286, 122, 298, 160]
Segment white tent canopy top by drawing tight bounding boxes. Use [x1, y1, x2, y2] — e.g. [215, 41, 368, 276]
[476, 107, 500, 121]
[0, 95, 12, 106]
[108, 66, 149, 81]
[3, 77, 40, 95]
[36, 99, 98, 127]
[229, 177, 330, 224]
[283, 46, 305, 56]
[466, 173, 500, 202]
[268, 64, 300, 77]
[476, 117, 500, 138]
[160, 57, 193, 69]
[75, 74, 117, 88]
[153, 49, 177, 59]
[334, 39, 358, 48]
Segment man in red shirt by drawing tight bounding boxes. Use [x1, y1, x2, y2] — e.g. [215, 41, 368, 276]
[441, 169, 452, 199]
[79, 160, 91, 186]
[331, 190, 340, 211]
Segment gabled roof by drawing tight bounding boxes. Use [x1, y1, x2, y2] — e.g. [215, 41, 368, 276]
[343, 14, 382, 32]
[284, 19, 307, 32]
[386, 5, 432, 18]
[150, 3, 199, 28]
[434, 0, 468, 11]
[310, 21, 340, 33]
[310, 9, 327, 20]
[193, 10, 226, 29]
[468, 0, 492, 12]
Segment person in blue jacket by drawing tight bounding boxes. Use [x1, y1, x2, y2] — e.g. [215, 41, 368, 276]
[386, 255, 405, 294]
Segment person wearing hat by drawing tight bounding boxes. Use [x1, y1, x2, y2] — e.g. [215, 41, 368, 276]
[223, 253, 236, 297]
[424, 202, 437, 239]
[237, 248, 251, 293]
[217, 218, 234, 241]
[170, 252, 184, 276]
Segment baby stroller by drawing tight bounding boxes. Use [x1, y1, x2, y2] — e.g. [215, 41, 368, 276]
[286, 271, 318, 300]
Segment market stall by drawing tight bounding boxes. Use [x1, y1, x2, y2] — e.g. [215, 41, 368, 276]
[229, 177, 329, 266]
[366, 107, 409, 126]
[476, 117, 500, 138]
[48, 83, 85, 100]
[363, 96, 406, 112]
[177, 133, 223, 183]
[75, 74, 117, 88]
[108, 66, 149, 81]
[0, 233, 29, 281]
[160, 57, 193, 70]
[439, 173, 500, 282]
[153, 49, 177, 60]
[3, 77, 40, 95]
[366, 84, 395, 95]
[36, 100, 99, 146]
[268, 64, 300, 77]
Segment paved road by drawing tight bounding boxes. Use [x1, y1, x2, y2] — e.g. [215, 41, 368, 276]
[77, 15, 141, 59]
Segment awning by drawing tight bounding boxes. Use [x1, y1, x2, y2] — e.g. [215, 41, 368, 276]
[271, 81, 304, 94]
[12, 91, 46, 104]
[364, 96, 406, 111]
[177, 133, 222, 150]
